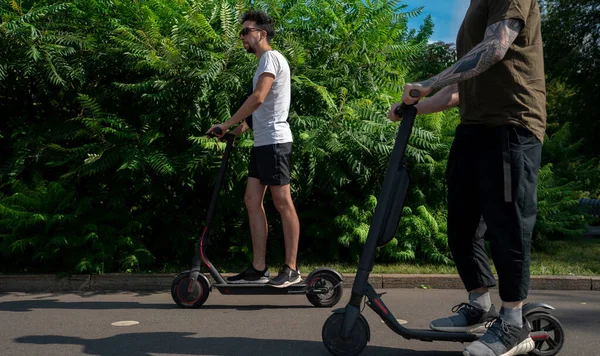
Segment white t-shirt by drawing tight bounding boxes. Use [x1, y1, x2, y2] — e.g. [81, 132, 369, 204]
[252, 50, 293, 147]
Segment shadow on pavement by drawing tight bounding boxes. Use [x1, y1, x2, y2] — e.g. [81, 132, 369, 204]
[0, 299, 174, 312]
[15, 332, 462, 356]
[0, 299, 314, 312]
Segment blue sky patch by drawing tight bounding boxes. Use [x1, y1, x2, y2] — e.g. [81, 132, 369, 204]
[402, 0, 470, 44]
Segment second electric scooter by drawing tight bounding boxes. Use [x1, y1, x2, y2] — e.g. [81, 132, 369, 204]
[171, 128, 344, 309]
[321, 93, 566, 356]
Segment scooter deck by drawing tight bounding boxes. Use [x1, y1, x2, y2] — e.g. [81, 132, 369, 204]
[212, 282, 313, 295]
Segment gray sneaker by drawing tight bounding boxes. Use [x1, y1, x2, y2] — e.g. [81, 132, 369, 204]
[463, 317, 534, 356]
[430, 303, 499, 334]
[268, 264, 302, 288]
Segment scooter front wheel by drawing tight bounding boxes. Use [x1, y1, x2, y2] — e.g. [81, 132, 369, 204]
[526, 311, 565, 356]
[322, 312, 369, 356]
[171, 272, 210, 308]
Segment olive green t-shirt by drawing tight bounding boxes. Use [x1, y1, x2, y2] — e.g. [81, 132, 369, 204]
[456, 0, 546, 143]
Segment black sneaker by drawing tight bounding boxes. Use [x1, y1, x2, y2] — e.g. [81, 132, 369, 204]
[226, 266, 270, 284]
[430, 303, 499, 334]
[268, 264, 302, 288]
[463, 317, 534, 356]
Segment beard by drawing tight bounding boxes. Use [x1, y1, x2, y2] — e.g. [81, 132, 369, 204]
[245, 44, 255, 54]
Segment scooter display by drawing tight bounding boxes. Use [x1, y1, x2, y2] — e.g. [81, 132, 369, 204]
[321, 94, 565, 356]
[171, 127, 344, 308]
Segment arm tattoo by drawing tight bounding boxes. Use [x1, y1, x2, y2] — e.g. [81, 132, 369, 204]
[422, 19, 523, 90]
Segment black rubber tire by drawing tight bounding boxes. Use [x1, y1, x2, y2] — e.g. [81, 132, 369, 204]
[170, 272, 210, 308]
[306, 271, 344, 307]
[322, 312, 369, 356]
[526, 311, 565, 356]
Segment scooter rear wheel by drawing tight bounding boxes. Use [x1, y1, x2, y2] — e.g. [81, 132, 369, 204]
[306, 271, 344, 307]
[322, 312, 369, 356]
[526, 311, 565, 356]
[171, 272, 210, 308]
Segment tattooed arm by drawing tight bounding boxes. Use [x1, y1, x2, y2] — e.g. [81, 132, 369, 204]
[394, 18, 524, 112]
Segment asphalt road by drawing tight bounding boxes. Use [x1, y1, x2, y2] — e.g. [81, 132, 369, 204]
[1, 288, 597, 356]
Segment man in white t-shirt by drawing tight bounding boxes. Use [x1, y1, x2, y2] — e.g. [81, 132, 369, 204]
[206, 10, 301, 288]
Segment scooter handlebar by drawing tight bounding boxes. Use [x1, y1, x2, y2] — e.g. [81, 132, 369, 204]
[409, 89, 420, 98]
[395, 89, 421, 118]
[208, 126, 235, 143]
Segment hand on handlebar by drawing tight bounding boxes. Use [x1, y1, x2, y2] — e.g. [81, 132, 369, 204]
[388, 86, 424, 122]
[206, 124, 227, 138]
[401, 83, 431, 105]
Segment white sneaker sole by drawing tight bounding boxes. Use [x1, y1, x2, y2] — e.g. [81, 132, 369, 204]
[268, 276, 302, 288]
[463, 337, 535, 356]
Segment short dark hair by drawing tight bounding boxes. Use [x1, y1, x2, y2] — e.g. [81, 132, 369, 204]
[241, 10, 274, 43]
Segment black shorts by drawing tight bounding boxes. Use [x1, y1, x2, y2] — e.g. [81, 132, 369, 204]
[248, 143, 292, 186]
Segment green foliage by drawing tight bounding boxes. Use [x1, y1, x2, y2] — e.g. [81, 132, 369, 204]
[541, 123, 600, 199]
[0, 178, 154, 273]
[0, 0, 256, 273]
[410, 41, 457, 82]
[535, 164, 589, 241]
[2, 0, 597, 274]
[534, 122, 600, 242]
[273, 0, 455, 264]
[333, 197, 449, 264]
[1, 0, 444, 273]
[540, 0, 600, 155]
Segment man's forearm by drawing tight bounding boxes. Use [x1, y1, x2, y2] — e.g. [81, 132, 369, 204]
[415, 84, 459, 115]
[225, 94, 262, 128]
[421, 19, 522, 91]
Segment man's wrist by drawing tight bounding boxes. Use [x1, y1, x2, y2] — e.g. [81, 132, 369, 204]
[223, 119, 235, 130]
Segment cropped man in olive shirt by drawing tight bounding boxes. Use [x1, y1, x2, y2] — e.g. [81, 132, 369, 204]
[388, 0, 545, 355]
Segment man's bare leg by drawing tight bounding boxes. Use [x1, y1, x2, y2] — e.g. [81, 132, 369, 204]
[269, 184, 300, 270]
[245, 177, 268, 271]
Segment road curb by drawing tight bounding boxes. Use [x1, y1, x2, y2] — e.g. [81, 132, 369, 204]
[1, 273, 599, 293]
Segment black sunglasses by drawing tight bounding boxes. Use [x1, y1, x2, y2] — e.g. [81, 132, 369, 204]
[240, 27, 262, 36]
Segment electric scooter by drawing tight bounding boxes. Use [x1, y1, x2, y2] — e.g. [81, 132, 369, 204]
[171, 127, 344, 308]
[321, 93, 566, 356]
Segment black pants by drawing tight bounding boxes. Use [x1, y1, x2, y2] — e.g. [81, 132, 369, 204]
[446, 124, 542, 302]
